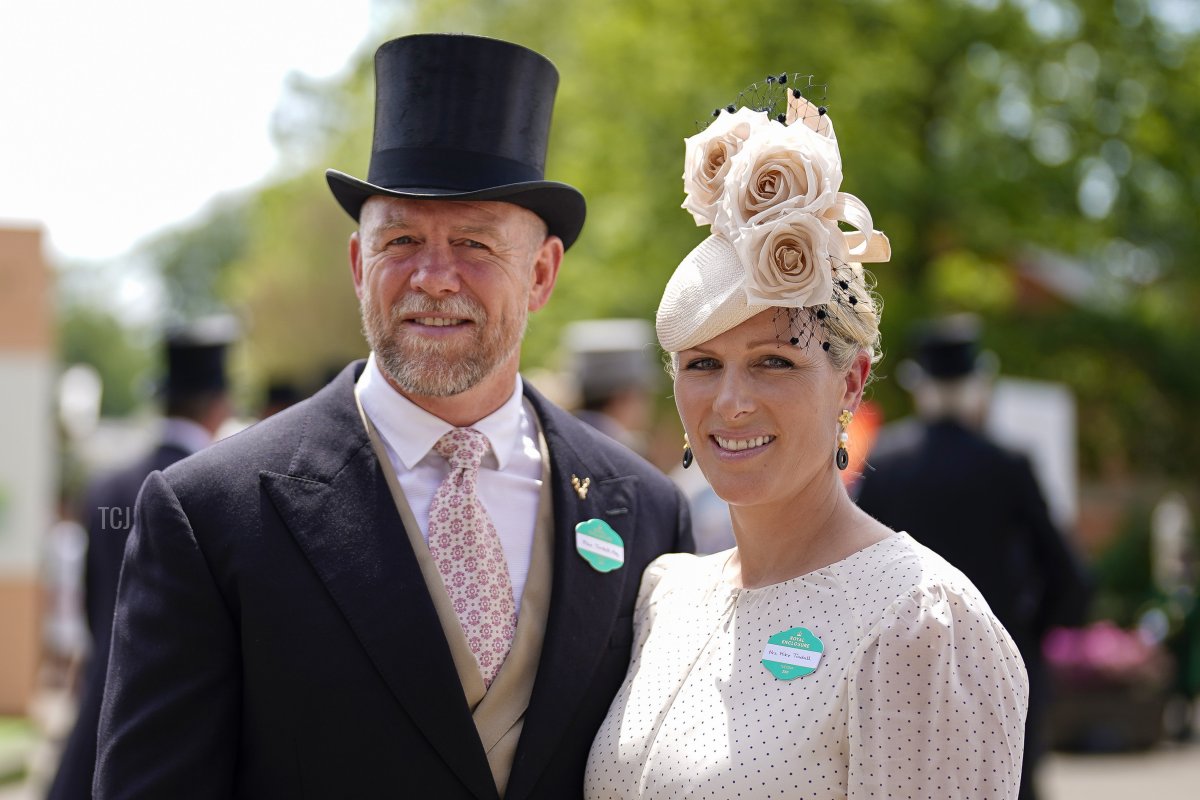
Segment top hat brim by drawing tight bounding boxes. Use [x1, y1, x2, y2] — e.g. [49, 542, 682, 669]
[326, 170, 586, 251]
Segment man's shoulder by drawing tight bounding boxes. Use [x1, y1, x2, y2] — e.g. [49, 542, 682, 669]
[153, 406, 301, 499]
[163, 365, 366, 494]
[864, 417, 926, 464]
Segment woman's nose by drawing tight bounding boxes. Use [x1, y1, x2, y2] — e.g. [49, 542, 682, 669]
[712, 368, 755, 420]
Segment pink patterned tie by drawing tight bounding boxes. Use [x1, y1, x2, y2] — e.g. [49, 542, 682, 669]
[427, 428, 517, 687]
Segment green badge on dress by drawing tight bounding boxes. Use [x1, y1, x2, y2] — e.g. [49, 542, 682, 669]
[575, 519, 625, 573]
[761, 627, 824, 680]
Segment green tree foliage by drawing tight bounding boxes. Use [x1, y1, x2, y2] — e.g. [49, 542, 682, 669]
[57, 305, 152, 417]
[222, 174, 364, 393]
[392, 0, 1199, 478]
[145, 197, 250, 324]
[218, 53, 378, 396]
[143, 0, 1198, 479]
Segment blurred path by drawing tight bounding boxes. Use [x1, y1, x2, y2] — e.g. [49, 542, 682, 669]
[1, 731, 1197, 798]
[1041, 741, 1200, 800]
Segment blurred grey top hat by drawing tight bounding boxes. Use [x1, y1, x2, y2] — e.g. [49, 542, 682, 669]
[897, 313, 998, 389]
[325, 33, 587, 250]
[564, 319, 659, 406]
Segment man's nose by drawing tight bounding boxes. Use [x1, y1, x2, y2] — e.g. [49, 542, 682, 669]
[408, 243, 462, 297]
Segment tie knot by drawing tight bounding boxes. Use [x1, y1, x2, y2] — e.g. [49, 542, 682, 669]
[434, 427, 490, 472]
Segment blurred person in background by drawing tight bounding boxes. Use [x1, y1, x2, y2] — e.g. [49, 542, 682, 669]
[564, 318, 658, 455]
[48, 316, 235, 800]
[260, 380, 305, 419]
[586, 81, 1026, 799]
[855, 313, 1090, 800]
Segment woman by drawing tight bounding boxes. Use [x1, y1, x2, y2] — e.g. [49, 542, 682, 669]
[584, 80, 1028, 799]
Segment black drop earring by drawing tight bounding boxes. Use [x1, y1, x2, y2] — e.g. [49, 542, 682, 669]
[682, 433, 694, 469]
[835, 409, 853, 470]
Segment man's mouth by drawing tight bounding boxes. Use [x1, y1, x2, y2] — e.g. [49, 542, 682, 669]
[410, 317, 470, 327]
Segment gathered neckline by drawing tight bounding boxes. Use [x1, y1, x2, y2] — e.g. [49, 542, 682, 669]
[714, 529, 908, 595]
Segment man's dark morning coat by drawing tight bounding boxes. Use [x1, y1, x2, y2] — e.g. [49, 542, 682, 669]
[95, 362, 692, 799]
[49, 440, 192, 800]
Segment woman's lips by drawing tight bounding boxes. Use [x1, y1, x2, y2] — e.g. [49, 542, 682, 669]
[711, 433, 776, 453]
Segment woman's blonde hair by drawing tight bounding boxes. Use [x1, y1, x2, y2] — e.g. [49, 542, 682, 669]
[820, 262, 883, 374]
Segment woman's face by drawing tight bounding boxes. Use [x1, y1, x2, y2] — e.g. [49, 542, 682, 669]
[674, 308, 866, 509]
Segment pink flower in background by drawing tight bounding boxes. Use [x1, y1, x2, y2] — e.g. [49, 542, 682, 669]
[1044, 621, 1169, 684]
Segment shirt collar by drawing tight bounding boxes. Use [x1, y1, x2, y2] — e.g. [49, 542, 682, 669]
[356, 353, 525, 470]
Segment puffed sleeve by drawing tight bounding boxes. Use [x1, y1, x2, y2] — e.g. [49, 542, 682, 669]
[847, 584, 1028, 800]
[632, 553, 696, 646]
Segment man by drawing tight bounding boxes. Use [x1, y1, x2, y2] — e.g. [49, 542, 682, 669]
[96, 34, 691, 799]
[563, 318, 658, 455]
[49, 318, 235, 800]
[855, 314, 1089, 800]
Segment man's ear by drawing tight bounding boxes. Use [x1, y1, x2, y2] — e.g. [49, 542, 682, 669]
[527, 235, 564, 312]
[349, 231, 365, 301]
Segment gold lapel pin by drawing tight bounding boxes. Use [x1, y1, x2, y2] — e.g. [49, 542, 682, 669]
[571, 474, 591, 500]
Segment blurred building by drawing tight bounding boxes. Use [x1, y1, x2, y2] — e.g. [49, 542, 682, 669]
[0, 225, 56, 714]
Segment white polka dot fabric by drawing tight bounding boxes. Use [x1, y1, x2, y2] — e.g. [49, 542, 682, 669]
[584, 531, 1028, 799]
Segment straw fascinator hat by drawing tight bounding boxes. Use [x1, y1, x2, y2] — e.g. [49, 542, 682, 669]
[656, 80, 891, 352]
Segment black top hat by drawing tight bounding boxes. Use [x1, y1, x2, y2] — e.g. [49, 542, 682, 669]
[163, 316, 238, 396]
[326, 34, 586, 249]
[910, 314, 985, 380]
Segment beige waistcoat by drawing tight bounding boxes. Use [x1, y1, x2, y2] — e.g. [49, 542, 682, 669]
[355, 391, 553, 797]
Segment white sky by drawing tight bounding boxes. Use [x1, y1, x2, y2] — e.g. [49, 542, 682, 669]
[0, 0, 379, 263]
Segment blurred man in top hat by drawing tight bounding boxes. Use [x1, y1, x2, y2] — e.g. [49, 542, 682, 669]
[563, 318, 658, 455]
[259, 380, 305, 419]
[49, 316, 236, 800]
[96, 34, 691, 799]
[855, 313, 1089, 800]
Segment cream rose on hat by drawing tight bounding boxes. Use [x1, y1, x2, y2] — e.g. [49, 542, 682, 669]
[658, 84, 891, 353]
[715, 116, 843, 233]
[681, 107, 771, 226]
[736, 213, 848, 307]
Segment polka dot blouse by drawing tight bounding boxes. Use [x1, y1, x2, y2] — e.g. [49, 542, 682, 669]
[584, 531, 1028, 799]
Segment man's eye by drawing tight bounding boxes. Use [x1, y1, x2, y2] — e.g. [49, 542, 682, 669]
[388, 235, 416, 246]
[461, 239, 489, 249]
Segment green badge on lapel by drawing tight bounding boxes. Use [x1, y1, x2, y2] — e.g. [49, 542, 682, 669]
[761, 627, 824, 680]
[575, 519, 625, 573]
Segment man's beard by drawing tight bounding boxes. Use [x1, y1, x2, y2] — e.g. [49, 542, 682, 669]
[361, 290, 527, 398]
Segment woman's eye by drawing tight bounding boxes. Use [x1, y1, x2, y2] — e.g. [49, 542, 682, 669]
[760, 356, 794, 369]
[685, 357, 719, 371]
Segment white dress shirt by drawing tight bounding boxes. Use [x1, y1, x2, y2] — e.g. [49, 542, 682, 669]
[160, 417, 215, 455]
[356, 354, 543, 611]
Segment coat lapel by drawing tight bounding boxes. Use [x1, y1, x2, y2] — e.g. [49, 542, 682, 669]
[507, 386, 636, 798]
[261, 363, 498, 800]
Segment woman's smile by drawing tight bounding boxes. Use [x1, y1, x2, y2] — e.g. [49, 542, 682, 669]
[710, 432, 776, 454]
